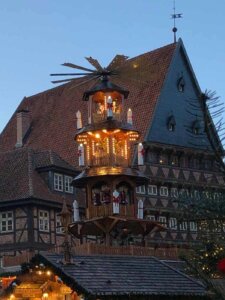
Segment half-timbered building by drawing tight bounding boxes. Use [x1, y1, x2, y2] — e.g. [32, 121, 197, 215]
[0, 38, 224, 268]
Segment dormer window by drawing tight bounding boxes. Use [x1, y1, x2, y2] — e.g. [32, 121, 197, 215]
[167, 115, 176, 132]
[192, 120, 201, 135]
[177, 76, 185, 92]
[54, 173, 74, 194]
[54, 173, 63, 191]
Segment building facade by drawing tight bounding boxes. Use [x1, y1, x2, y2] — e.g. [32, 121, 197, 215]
[0, 38, 224, 267]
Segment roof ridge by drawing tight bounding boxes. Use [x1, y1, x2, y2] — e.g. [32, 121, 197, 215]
[155, 257, 206, 288]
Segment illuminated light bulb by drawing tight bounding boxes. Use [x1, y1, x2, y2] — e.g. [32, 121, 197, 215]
[43, 293, 49, 299]
[102, 129, 107, 133]
[46, 270, 51, 276]
[95, 133, 100, 139]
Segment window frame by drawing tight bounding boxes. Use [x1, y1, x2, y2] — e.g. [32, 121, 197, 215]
[54, 173, 63, 192]
[39, 210, 50, 232]
[136, 185, 146, 194]
[169, 217, 177, 230]
[0, 211, 13, 233]
[148, 185, 157, 196]
[159, 186, 169, 197]
[64, 175, 73, 194]
[159, 216, 167, 227]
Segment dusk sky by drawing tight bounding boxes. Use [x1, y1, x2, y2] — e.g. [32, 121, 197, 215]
[1, 1, 225, 133]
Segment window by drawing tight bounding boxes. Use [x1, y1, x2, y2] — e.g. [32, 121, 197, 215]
[180, 221, 187, 231]
[54, 173, 74, 194]
[0, 211, 13, 233]
[159, 216, 167, 226]
[171, 155, 179, 166]
[147, 152, 158, 164]
[56, 215, 64, 234]
[177, 76, 185, 92]
[54, 173, 63, 191]
[136, 185, 146, 194]
[39, 210, 49, 232]
[159, 154, 168, 165]
[65, 176, 73, 193]
[171, 188, 178, 198]
[146, 215, 155, 221]
[179, 189, 189, 198]
[169, 218, 177, 230]
[167, 115, 176, 132]
[148, 185, 157, 195]
[190, 221, 197, 232]
[160, 186, 168, 197]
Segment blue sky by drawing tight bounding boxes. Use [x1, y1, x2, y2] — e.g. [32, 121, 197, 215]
[0, 1, 225, 133]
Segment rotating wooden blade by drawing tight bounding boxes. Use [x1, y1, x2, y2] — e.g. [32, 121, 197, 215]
[62, 62, 96, 73]
[51, 78, 78, 84]
[85, 57, 103, 71]
[107, 55, 129, 71]
[70, 75, 101, 89]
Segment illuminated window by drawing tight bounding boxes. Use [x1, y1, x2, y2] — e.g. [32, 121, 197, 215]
[0, 211, 13, 233]
[54, 173, 63, 191]
[148, 185, 157, 195]
[39, 210, 49, 232]
[160, 186, 168, 197]
[65, 176, 73, 193]
[169, 218, 177, 229]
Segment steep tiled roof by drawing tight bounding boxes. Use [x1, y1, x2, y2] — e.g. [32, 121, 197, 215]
[39, 253, 207, 297]
[0, 43, 176, 167]
[0, 148, 76, 203]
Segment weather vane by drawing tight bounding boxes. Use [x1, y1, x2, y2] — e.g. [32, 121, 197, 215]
[171, 0, 183, 43]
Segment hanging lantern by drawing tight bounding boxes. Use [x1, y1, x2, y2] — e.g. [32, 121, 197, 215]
[78, 144, 84, 166]
[107, 96, 113, 118]
[127, 108, 133, 125]
[138, 143, 144, 165]
[76, 110, 82, 129]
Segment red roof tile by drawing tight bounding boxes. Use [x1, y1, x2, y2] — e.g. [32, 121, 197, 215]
[0, 148, 76, 203]
[0, 43, 176, 167]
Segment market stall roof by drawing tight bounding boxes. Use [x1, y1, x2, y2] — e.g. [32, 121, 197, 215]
[37, 252, 208, 299]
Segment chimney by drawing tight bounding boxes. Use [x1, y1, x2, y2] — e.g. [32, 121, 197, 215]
[15, 109, 31, 148]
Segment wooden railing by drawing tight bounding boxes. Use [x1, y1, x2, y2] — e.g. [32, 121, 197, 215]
[93, 112, 121, 123]
[90, 154, 128, 167]
[87, 203, 135, 219]
[53, 243, 180, 260]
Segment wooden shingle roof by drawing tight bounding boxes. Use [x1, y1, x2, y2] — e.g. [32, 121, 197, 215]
[38, 253, 208, 298]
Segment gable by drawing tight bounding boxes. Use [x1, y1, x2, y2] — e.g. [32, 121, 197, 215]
[146, 39, 213, 152]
